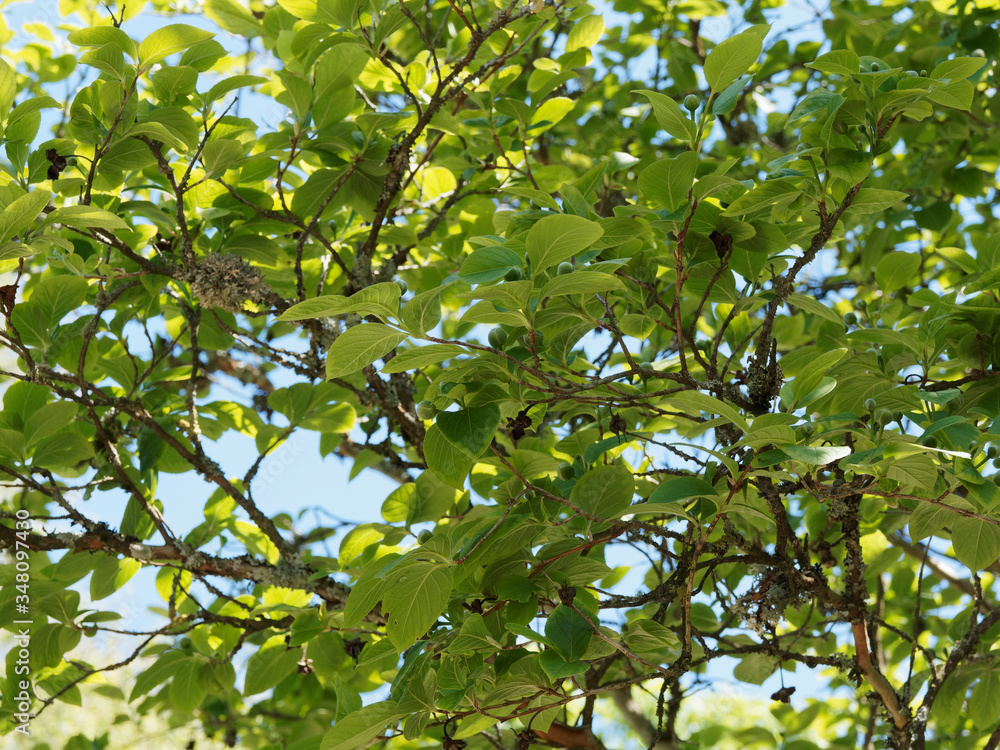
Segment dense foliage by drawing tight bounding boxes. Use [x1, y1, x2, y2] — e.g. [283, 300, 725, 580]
[1, 0, 999, 748]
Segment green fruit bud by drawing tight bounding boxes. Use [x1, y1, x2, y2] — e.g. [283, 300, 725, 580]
[557, 261, 574, 275]
[504, 267, 522, 281]
[415, 401, 437, 419]
[843, 311, 858, 326]
[993, 457, 1000, 469]
[988, 445, 999, 459]
[919, 70, 927, 77]
[905, 70, 918, 77]
[395, 279, 408, 295]
[417, 529, 433, 544]
[488, 327, 508, 348]
[558, 462, 575, 480]
[870, 62, 880, 72]
[864, 398, 877, 412]
[180, 637, 193, 649]
[683, 94, 700, 111]
[892, 412, 903, 423]
[972, 49, 985, 57]
[875, 409, 892, 426]
[923, 435, 938, 449]
[855, 298, 867, 311]
[798, 422, 816, 437]
[993, 473, 1000, 487]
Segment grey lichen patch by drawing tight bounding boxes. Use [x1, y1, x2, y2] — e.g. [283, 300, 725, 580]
[191, 253, 270, 313]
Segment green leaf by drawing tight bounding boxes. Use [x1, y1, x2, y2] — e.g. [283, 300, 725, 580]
[130, 650, 188, 701]
[139, 25, 215, 66]
[849, 189, 908, 215]
[325, 324, 407, 379]
[0, 428, 25, 460]
[31, 432, 92, 469]
[244, 636, 302, 695]
[24, 401, 77, 447]
[436, 404, 501, 458]
[971, 670, 1000, 730]
[43, 206, 130, 230]
[0, 190, 51, 242]
[571, 463, 635, 518]
[343, 564, 389, 626]
[401, 287, 444, 335]
[544, 605, 592, 662]
[909, 502, 956, 542]
[66, 27, 138, 60]
[530, 97, 575, 131]
[788, 89, 844, 124]
[459, 245, 523, 284]
[566, 16, 604, 51]
[539, 270, 624, 300]
[179, 39, 226, 71]
[26, 275, 89, 328]
[205, 74, 268, 105]
[0, 58, 16, 115]
[638, 151, 697, 212]
[734, 654, 777, 684]
[617, 502, 696, 522]
[784, 348, 847, 409]
[126, 122, 190, 153]
[951, 516, 1000, 571]
[623, 619, 680, 653]
[200, 139, 245, 176]
[807, 50, 860, 76]
[381, 344, 466, 374]
[931, 57, 988, 82]
[169, 660, 206, 713]
[704, 24, 769, 93]
[321, 700, 404, 750]
[635, 90, 697, 142]
[281, 283, 401, 322]
[787, 292, 847, 326]
[155, 566, 192, 607]
[666, 391, 749, 433]
[204, 0, 264, 36]
[314, 43, 369, 96]
[9, 97, 59, 128]
[712, 74, 752, 116]
[424, 424, 475, 488]
[0, 242, 37, 263]
[384, 561, 453, 651]
[90, 556, 142, 601]
[875, 251, 921, 292]
[779, 444, 851, 465]
[539, 649, 587, 680]
[525, 214, 604, 273]
[453, 713, 500, 739]
[648, 476, 722, 505]
[449, 614, 499, 654]
[723, 180, 799, 217]
[382, 471, 459, 525]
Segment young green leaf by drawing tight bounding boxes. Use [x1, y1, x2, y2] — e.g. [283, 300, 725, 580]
[704, 24, 769, 93]
[525, 214, 604, 273]
[638, 151, 697, 212]
[138, 25, 215, 66]
[325, 324, 407, 379]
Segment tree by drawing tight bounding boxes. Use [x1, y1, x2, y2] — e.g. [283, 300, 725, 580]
[0, 0, 998, 747]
